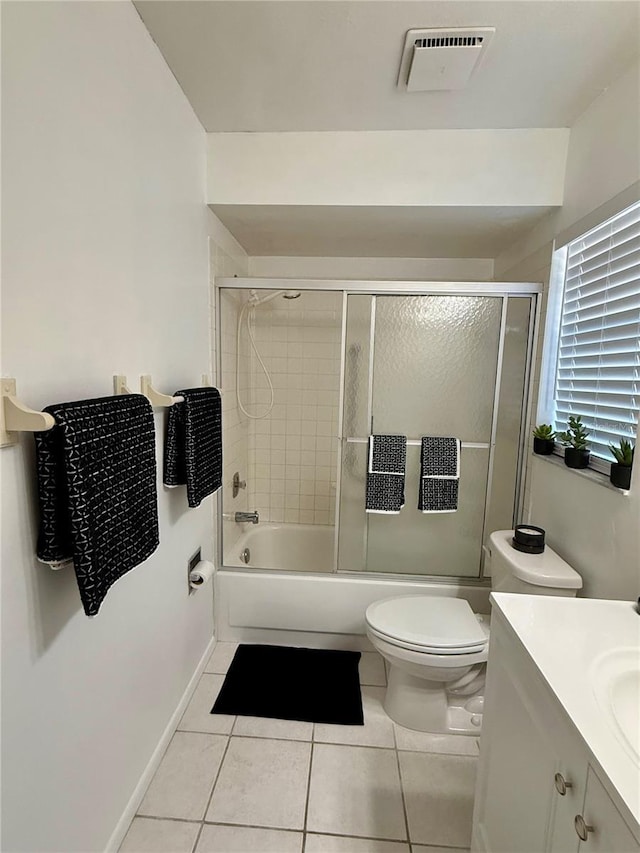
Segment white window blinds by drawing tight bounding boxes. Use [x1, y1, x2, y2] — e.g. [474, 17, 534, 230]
[553, 200, 640, 463]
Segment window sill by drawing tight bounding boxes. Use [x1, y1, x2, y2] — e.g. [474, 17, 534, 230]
[531, 450, 631, 495]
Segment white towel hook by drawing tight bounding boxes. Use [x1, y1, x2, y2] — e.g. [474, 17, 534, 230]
[140, 375, 184, 407]
[113, 375, 133, 395]
[1, 379, 55, 447]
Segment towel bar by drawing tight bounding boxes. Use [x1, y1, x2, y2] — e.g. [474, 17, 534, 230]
[345, 437, 490, 449]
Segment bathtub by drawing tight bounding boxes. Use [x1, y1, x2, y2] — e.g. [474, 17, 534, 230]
[223, 522, 334, 573]
[216, 522, 492, 647]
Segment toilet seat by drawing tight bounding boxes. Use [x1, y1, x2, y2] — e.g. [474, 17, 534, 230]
[367, 623, 487, 655]
[365, 596, 488, 655]
[367, 626, 489, 671]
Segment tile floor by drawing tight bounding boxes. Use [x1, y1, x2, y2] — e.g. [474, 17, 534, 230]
[120, 643, 478, 853]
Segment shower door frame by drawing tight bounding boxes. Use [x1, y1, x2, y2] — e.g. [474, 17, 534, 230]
[215, 278, 542, 584]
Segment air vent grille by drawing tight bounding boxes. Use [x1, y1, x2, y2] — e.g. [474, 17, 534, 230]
[414, 36, 484, 49]
[397, 27, 495, 92]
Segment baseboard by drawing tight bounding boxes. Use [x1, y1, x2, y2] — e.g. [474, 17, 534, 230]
[104, 635, 216, 852]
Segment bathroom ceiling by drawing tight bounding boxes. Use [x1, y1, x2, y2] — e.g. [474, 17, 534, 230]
[134, 0, 639, 132]
[208, 204, 553, 257]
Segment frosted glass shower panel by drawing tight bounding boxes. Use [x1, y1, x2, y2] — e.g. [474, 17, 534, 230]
[365, 445, 490, 576]
[342, 295, 373, 439]
[371, 296, 502, 440]
[336, 440, 367, 573]
[338, 293, 505, 578]
[336, 295, 373, 573]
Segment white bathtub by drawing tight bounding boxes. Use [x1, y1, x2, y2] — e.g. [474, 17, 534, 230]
[216, 536, 492, 647]
[223, 523, 334, 573]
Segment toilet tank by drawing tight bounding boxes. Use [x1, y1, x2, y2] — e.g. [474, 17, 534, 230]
[488, 530, 582, 597]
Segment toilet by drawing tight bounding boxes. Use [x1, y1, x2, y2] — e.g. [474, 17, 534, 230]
[365, 529, 583, 735]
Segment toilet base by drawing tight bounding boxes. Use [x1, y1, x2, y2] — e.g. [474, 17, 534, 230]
[383, 664, 484, 735]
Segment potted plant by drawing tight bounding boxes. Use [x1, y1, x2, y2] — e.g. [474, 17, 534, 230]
[557, 415, 590, 469]
[532, 424, 556, 455]
[609, 438, 634, 489]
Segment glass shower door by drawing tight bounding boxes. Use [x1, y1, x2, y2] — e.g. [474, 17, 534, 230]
[337, 294, 504, 578]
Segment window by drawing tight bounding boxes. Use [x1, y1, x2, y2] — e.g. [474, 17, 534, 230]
[542, 200, 640, 471]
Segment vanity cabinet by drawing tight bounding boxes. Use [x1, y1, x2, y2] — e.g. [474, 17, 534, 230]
[471, 611, 639, 853]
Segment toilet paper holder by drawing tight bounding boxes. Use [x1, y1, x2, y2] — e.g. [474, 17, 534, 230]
[187, 547, 215, 594]
[189, 562, 214, 590]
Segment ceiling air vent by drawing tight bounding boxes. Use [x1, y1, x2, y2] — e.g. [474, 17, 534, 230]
[397, 27, 495, 92]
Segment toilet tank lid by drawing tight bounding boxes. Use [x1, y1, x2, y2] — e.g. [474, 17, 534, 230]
[489, 530, 583, 589]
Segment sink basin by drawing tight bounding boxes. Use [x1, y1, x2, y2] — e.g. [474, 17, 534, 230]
[592, 648, 640, 765]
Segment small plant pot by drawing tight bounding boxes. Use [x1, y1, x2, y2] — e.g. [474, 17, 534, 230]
[564, 447, 590, 469]
[610, 463, 632, 490]
[533, 437, 555, 455]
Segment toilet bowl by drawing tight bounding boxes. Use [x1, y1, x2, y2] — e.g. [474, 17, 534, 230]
[366, 530, 584, 735]
[366, 596, 490, 734]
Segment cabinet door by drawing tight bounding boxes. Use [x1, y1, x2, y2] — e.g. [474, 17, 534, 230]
[546, 732, 584, 853]
[576, 767, 639, 853]
[474, 654, 558, 853]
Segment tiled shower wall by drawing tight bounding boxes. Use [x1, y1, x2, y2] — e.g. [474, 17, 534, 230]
[244, 291, 343, 525]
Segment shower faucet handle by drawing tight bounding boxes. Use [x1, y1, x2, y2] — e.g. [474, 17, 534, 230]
[232, 472, 247, 498]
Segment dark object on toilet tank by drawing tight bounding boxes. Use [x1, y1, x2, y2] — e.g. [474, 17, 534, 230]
[511, 525, 546, 554]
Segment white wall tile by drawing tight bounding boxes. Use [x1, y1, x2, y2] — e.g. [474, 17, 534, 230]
[220, 290, 342, 535]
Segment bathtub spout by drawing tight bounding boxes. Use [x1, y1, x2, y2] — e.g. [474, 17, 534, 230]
[235, 511, 260, 525]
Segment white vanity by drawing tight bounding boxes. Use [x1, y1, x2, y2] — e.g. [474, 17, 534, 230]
[472, 594, 640, 853]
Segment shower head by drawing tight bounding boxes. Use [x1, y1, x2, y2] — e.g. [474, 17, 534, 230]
[249, 289, 302, 306]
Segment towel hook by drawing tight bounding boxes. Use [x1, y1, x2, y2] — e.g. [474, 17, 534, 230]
[1, 379, 55, 447]
[201, 374, 223, 396]
[140, 375, 184, 407]
[113, 374, 133, 395]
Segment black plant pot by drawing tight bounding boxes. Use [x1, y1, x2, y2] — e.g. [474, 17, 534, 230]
[533, 437, 555, 455]
[610, 463, 632, 490]
[564, 447, 590, 469]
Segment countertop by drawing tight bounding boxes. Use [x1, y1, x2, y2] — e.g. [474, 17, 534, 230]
[490, 593, 640, 831]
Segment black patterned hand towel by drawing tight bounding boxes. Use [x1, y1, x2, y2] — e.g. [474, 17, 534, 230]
[163, 387, 222, 508]
[365, 435, 406, 514]
[34, 395, 159, 617]
[419, 436, 460, 513]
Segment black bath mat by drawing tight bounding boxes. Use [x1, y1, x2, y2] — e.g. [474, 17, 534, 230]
[211, 645, 364, 725]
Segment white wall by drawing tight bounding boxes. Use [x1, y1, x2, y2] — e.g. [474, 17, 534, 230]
[208, 129, 569, 207]
[527, 458, 640, 601]
[494, 60, 640, 600]
[558, 61, 640, 238]
[1, 4, 214, 850]
[495, 59, 640, 279]
[249, 256, 494, 281]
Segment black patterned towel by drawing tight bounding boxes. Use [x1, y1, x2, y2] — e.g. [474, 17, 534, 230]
[368, 434, 406, 474]
[365, 435, 406, 514]
[419, 436, 460, 513]
[163, 387, 222, 508]
[34, 395, 159, 617]
[419, 478, 460, 514]
[420, 436, 460, 478]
